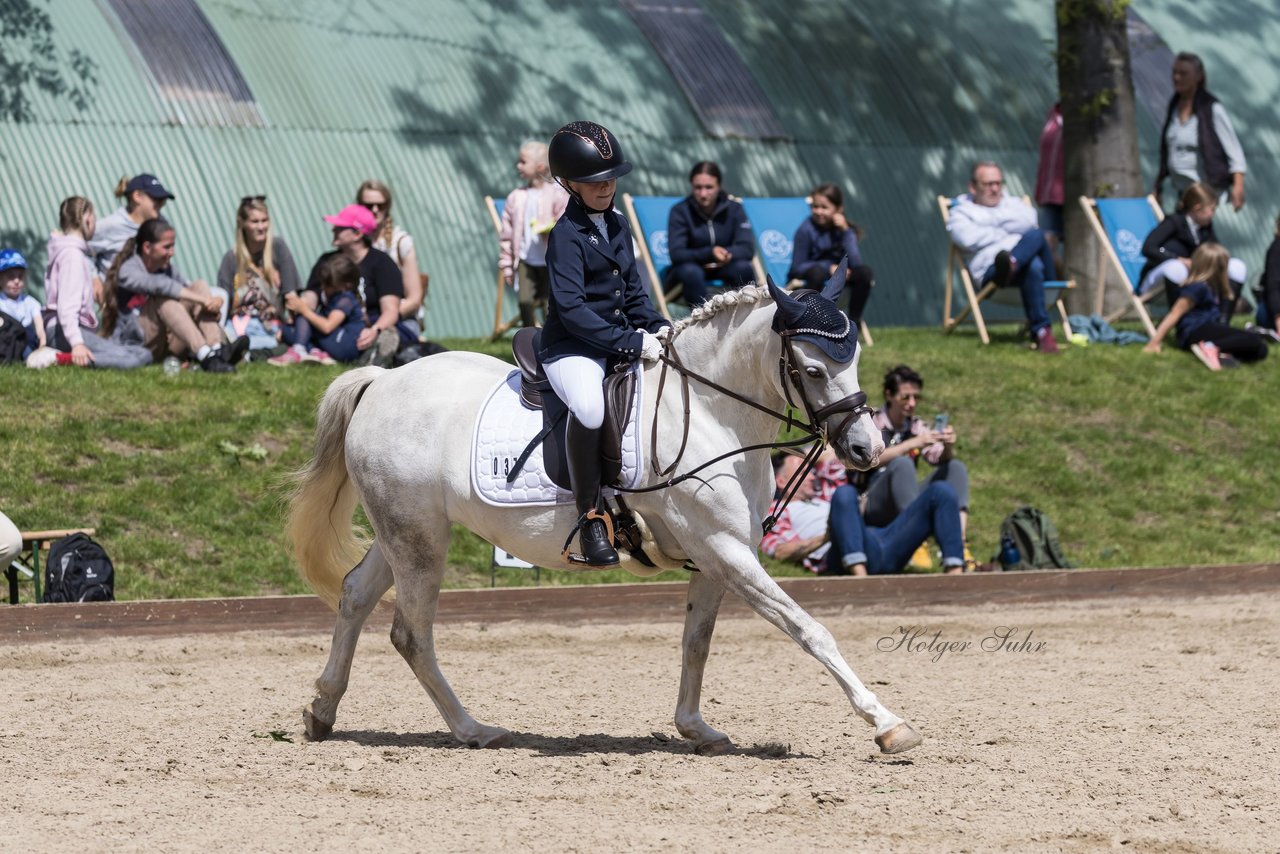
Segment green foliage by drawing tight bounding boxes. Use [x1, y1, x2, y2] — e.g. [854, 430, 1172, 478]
[0, 0, 98, 122]
[2, 326, 1276, 601]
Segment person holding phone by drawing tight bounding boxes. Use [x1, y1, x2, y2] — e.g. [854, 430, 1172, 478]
[849, 364, 975, 570]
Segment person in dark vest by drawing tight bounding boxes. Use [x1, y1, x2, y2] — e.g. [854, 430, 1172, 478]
[787, 183, 875, 328]
[541, 121, 672, 567]
[1154, 52, 1247, 212]
[664, 161, 756, 307]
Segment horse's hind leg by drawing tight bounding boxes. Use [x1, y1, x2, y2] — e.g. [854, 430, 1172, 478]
[694, 536, 922, 755]
[675, 571, 734, 755]
[382, 521, 513, 749]
[304, 542, 394, 741]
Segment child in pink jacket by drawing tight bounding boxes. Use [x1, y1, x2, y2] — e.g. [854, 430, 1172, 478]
[500, 140, 569, 328]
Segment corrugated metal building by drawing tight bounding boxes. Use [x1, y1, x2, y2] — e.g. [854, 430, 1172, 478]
[2, 0, 1276, 335]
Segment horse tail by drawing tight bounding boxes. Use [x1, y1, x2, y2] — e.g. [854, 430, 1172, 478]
[287, 367, 383, 610]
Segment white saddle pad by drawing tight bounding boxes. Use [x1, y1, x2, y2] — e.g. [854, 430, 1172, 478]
[472, 367, 644, 507]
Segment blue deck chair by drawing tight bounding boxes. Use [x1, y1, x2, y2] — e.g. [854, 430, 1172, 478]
[620, 194, 683, 319]
[483, 195, 523, 340]
[740, 196, 873, 345]
[937, 194, 1074, 345]
[1079, 195, 1164, 338]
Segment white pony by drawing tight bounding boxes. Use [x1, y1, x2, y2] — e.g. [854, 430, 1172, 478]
[289, 278, 923, 755]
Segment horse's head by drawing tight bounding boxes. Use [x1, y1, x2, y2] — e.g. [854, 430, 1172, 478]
[768, 261, 884, 471]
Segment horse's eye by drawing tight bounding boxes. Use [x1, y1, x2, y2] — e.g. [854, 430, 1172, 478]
[804, 366, 822, 378]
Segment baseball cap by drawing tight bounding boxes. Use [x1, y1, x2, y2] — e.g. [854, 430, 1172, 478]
[125, 173, 175, 200]
[0, 249, 28, 272]
[323, 204, 377, 236]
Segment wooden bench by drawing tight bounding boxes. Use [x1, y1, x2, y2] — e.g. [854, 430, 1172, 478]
[4, 528, 96, 605]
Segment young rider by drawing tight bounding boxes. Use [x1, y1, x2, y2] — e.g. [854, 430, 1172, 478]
[541, 121, 672, 567]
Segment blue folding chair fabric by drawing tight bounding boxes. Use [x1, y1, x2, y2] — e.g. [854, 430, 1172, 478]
[493, 197, 505, 222]
[1093, 198, 1160, 293]
[626, 195, 682, 284]
[740, 197, 812, 284]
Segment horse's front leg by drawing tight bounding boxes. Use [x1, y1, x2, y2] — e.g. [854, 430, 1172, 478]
[675, 570, 733, 755]
[693, 535, 922, 755]
[304, 542, 394, 741]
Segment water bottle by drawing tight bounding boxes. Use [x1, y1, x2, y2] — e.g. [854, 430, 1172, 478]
[163, 356, 181, 376]
[999, 534, 1021, 571]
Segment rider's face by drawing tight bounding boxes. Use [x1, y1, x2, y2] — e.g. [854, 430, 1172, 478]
[568, 178, 617, 210]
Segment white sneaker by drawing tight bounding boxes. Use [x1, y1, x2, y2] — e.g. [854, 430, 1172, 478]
[1190, 341, 1221, 371]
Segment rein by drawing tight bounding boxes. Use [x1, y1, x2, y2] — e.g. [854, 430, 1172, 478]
[615, 331, 873, 534]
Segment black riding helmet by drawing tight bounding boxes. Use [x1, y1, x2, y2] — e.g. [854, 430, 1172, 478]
[548, 121, 633, 184]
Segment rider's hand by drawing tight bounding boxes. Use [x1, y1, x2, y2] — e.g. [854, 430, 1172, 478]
[640, 330, 664, 363]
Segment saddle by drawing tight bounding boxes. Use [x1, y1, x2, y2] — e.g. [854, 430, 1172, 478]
[510, 327, 637, 491]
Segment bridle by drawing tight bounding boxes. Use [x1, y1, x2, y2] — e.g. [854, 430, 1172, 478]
[615, 326, 874, 534]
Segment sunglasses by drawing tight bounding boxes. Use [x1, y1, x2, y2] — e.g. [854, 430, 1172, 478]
[241, 194, 267, 205]
[360, 200, 387, 212]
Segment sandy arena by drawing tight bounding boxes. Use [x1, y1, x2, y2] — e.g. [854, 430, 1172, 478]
[3, 589, 1278, 852]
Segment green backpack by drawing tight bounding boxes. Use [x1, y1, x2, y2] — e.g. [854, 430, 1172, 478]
[999, 506, 1074, 571]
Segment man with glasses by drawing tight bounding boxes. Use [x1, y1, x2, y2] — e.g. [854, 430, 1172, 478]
[849, 365, 977, 571]
[947, 161, 1060, 353]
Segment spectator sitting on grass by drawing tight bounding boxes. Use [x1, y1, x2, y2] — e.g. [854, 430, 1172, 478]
[850, 365, 974, 567]
[101, 218, 247, 374]
[1140, 182, 1246, 309]
[299, 204, 410, 367]
[358, 180, 425, 329]
[0, 250, 47, 358]
[1143, 242, 1267, 370]
[218, 195, 303, 353]
[1251, 212, 1280, 339]
[946, 161, 1060, 354]
[761, 452, 970, 576]
[43, 196, 151, 369]
[272, 254, 363, 365]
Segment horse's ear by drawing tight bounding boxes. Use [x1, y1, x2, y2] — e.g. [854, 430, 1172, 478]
[821, 256, 848, 302]
[767, 274, 806, 327]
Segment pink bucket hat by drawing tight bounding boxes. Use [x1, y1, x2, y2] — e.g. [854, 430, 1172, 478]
[323, 204, 377, 236]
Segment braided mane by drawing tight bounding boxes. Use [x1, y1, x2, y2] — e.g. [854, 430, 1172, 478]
[671, 284, 772, 338]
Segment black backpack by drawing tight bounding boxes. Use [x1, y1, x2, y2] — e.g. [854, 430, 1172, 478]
[0, 310, 26, 364]
[43, 533, 115, 603]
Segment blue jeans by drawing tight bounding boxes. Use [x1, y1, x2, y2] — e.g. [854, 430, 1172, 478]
[826, 482, 964, 575]
[665, 259, 755, 307]
[984, 229, 1054, 335]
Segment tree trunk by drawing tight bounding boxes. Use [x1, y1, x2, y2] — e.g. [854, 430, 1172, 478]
[1057, 1, 1143, 316]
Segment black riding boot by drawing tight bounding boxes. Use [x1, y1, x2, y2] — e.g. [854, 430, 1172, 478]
[565, 415, 619, 567]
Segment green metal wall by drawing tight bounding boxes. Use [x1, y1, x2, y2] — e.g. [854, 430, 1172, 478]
[2, 0, 1277, 335]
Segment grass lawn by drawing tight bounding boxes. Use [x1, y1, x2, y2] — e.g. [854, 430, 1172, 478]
[1, 325, 1276, 601]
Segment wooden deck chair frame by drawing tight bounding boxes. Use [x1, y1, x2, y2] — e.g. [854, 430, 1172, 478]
[620, 193, 678, 321]
[937, 195, 1074, 345]
[1077, 195, 1164, 339]
[484, 195, 523, 341]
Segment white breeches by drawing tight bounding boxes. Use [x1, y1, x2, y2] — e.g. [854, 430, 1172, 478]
[1141, 257, 1246, 295]
[545, 355, 606, 429]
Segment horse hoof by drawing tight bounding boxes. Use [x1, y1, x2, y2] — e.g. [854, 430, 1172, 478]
[694, 738, 735, 756]
[302, 706, 333, 742]
[875, 722, 923, 755]
[467, 727, 513, 749]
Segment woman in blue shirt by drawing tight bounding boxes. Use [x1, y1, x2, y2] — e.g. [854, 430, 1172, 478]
[542, 121, 672, 566]
[1144, 243, 1266, 369]
[788, 183, 874, 326]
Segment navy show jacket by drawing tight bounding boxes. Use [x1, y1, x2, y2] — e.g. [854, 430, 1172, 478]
[666, 193, 756, 266]
[540, 197, 670, 365]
